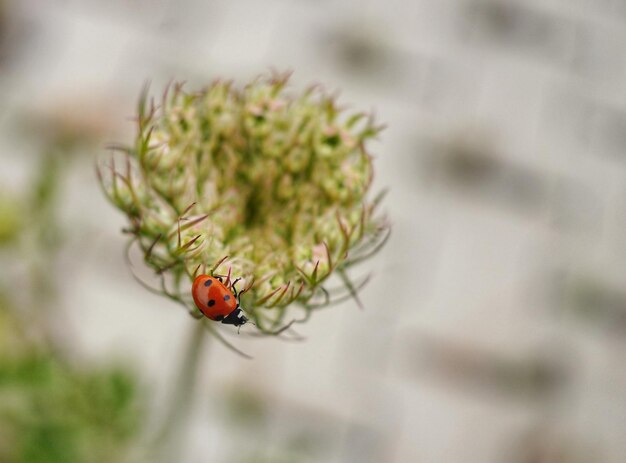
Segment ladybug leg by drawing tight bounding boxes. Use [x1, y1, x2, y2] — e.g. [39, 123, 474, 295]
[231, 278, 242, 298]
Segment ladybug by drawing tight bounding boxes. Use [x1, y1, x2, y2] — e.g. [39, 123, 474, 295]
[192, 274, 248, 327]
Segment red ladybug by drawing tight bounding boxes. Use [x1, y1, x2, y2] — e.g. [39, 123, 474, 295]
[191, 274, 248, 327]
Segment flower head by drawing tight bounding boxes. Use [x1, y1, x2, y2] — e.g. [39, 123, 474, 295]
[98, 73, 388, 334]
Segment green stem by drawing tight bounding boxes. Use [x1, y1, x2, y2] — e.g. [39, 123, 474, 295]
[153, 319, 208, 461]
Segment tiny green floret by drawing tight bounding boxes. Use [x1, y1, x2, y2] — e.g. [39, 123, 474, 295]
[98, 73, 389, 334]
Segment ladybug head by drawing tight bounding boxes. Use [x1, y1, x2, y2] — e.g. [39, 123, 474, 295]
[221, 307, 248, 327]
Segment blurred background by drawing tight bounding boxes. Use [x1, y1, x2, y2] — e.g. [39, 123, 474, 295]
[0, 0, 625, 462]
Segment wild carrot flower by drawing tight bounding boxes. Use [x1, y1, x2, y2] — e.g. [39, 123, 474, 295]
[98, 73, 388, 335]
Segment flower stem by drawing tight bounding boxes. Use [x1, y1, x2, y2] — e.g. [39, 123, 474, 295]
[153, 319, 207, 462]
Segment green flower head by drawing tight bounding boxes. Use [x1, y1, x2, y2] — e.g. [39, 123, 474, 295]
[98, 72, 389, 334]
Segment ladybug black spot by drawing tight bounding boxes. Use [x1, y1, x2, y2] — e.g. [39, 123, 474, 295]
[224, 295, 231, 301]
[208, 299, 216, 307]
[204, 279, 212, 287]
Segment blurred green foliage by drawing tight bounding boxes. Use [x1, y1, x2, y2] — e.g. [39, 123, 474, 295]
[0, 192, 21, 246]
[0, 295, 143, 463]
[0, 107, 145, 462]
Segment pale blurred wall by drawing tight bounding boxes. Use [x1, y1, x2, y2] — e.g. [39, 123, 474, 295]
[1, 0, 625, 462]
